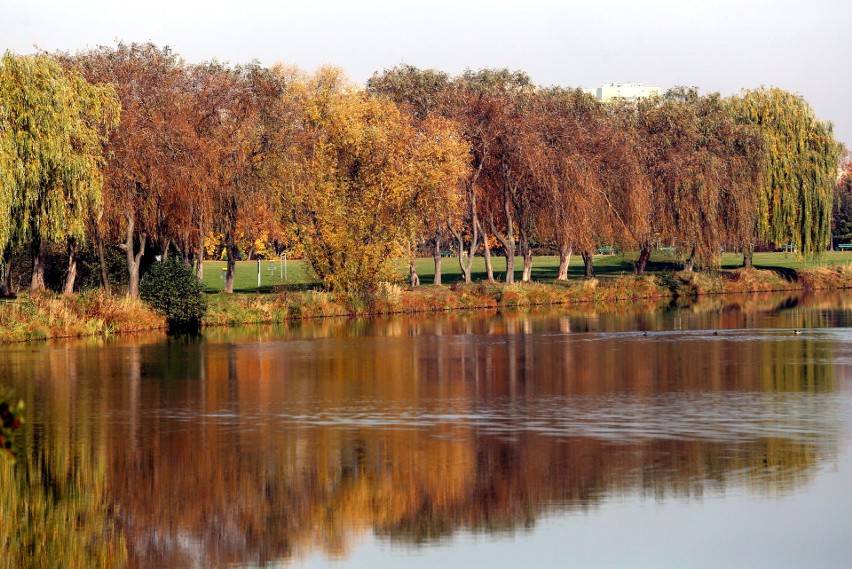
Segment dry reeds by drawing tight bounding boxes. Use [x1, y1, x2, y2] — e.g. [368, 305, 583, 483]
[0, 291, 163, 343]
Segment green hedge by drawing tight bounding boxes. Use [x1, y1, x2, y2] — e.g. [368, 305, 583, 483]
[140, 260, 207, 332]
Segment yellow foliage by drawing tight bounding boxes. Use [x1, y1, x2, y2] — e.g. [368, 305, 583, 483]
[283, 71, 469, 292]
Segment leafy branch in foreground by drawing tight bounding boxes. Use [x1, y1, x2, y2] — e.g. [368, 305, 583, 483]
[0, 393, 24, 460]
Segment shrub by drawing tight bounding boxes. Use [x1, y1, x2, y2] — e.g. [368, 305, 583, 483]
[655, 271, 688, 297]
[140, 260, 207, 332]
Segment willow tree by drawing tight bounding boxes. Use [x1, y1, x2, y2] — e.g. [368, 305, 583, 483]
[732, 87, 842, 264]
[632, 89, 755, 271]
[283, 68, 465, 292]
[0, 96, 13, 260]
[437, 70, 532, 283]
[0, 52, 119, 292]
[367, 65, 469, 285]
[447, 70, 535, 284]
[401, 115, 468, 286]
[533, 88, 639, 279]
[715, 97, 765, 263]
[595, 100, 654, 274]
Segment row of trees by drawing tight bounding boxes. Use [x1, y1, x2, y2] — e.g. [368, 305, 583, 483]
[369, 66, 842, 281]
[0, 45, 844, 295]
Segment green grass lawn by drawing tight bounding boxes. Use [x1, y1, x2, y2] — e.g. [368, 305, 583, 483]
[202, 259, 315, 293]
[202, 251, 852, 293]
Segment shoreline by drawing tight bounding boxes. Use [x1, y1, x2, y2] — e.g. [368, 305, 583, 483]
[203, 266, 852, 326]
[1, 265, 850, 344]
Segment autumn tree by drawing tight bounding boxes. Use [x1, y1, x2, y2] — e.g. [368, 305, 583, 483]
[532, 88, 632, 279]
[401, 115, 468, 286]
[367, 65, 468, 285]
[732, 87, 842, 263]
[66, 43, 195, 297]
[488, 88, 543, 283]
[447, 70, 534, 284]
[189, 62, 287, 293]
[630, 89, 758, 271]
[283, 68, 465, 292]
[0, 52, 119, 293]
[635, 90, 703, 270]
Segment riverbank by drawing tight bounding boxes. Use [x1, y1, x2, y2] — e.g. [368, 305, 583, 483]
[0, 265, 850, 343]
[0, 291, 163, 343]
[203, 266, 852, 326]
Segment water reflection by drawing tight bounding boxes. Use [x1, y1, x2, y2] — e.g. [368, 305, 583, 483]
[1, 292, 850, 568]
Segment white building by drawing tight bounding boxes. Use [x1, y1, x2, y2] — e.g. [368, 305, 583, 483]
[583, 82, 662, 102]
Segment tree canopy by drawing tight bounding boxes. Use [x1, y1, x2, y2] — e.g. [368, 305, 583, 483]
[282, 68, 468, 292]
[1, 47, 845, 296]
[733, 87, 842, 255]
[0, 52, 119, 290]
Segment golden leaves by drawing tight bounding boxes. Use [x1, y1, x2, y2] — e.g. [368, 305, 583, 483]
[283, 72, 468, 292]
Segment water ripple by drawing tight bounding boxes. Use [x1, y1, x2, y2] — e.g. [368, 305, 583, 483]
[147, 391, 848, 444]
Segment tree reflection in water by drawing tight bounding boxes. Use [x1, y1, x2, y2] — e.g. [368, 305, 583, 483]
[0, 291, 848, 568]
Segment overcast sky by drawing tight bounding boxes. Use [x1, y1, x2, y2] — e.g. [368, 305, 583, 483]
[3, 0, 851, 145]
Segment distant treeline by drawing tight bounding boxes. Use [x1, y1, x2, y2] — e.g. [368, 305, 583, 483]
[0, 44, 846, 295]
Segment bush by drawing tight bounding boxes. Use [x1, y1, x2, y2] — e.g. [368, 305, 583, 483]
[140, 260, 207, 332]
[655, 271, 689, 297]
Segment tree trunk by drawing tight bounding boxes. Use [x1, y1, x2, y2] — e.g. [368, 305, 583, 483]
[521, 249, 533, 282]
[503, 246, 515, 284]
[479, 220, 495, 282]
[453, 230, 470, 283]
[432, 235, 442, 286]
[409, 258, 420, 287]
[96, 226, 111, 296]
[225, 235, 237, 294]
[196, 218, 205, 280]
[128, 234, 146, 298]
[0, 245, 12, 297]
[520, 230, 533, 282]
[742, 247, 754, 269]
[182, 232, 191, 263]
[465, 217, 479, 284]
[455, 162, 483, 285]
[634, 245, 652, 275]
[556, 243, 572, 280]
[161, 237, 171, 260]
[501, 189, 517, 284]
[122, 212, 147, 298]
[489, 217, 515, 285]
[451, 218, 478, 284]
[500, 239, 515, 284]
[683, 247, 697, 273]
[63, 238, 78, 295]
[30, 235, 46, 291]
[581, 250, 595, 279]
[224, 197, 238, 294]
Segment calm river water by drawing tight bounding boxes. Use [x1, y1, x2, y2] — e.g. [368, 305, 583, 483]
[2, 291, 852, 568]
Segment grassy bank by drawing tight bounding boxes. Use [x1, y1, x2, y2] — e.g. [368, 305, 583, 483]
[0, 291, 163, 343]
[0, 255, 850, 343]
[204, 264, 852, 326]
